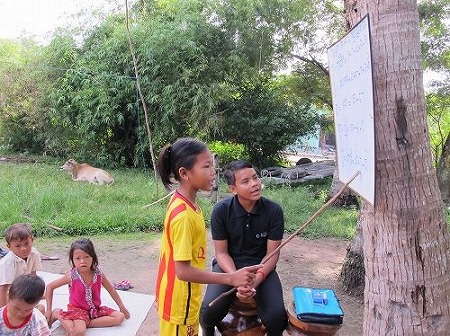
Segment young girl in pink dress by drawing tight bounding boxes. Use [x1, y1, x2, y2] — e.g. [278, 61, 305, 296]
[45, 238, 130, 335]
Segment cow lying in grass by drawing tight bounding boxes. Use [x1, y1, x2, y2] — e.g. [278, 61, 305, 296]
[60, 159, 114, 185]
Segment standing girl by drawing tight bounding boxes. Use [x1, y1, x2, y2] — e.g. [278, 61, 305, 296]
[155, 137, 261, 336]
[45, 238, 130, 336]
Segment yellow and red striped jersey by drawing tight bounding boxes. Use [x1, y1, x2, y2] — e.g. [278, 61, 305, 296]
[155, 191, 207, 325]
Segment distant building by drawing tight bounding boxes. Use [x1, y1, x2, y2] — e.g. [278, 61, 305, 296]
[286, 126, 335, 156]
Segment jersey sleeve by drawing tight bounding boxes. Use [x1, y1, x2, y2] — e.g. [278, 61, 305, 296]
[171, 215, 194, 261]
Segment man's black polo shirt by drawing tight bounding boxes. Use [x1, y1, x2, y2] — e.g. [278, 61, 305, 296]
[210, 195, 284, 267]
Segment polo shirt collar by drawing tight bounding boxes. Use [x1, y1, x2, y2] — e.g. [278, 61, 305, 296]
[232, 195, 262, 216]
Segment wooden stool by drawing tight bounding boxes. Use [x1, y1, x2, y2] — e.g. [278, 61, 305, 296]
[216, 297, 266, 336]
[286, 302, 342, 336]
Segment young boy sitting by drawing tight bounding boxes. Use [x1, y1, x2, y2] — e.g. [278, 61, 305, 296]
[0, 274, 51, 335]
[0, 223, 43, 308]
[200, 160, 288, 336]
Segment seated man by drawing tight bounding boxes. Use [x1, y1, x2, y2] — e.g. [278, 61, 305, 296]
[200, 160, 288, 336]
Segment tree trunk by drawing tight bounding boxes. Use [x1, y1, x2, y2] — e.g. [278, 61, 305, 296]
[344, 1, 450, 335]
[339, 213, 365, 296]
[437, 133, 450, 205]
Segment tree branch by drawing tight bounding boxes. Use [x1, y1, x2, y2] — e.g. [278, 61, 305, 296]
[290, 53, 330, 77]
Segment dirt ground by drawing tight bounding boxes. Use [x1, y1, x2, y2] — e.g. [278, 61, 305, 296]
[34, 232, 363, 336]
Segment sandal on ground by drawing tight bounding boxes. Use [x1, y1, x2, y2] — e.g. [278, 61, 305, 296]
[113, 280, 134, 291]
[40, 254, 59, 260]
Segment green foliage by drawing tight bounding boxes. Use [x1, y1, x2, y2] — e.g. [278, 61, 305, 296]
[219, 75, 320, 168]
[43, 18, 140, 167]
[279, 66, 333, 111]
[279, 2, 342, 111]
[133, 2, 233, 145]
[427, 92, 450, 165]
[40, 4, 242, 166]
[0, 0, 330, 168]
[0, 40, 48, 154]
[3, 0, 450, 174]
[208, 141, 248, 166]
[419, 0, 450, 71]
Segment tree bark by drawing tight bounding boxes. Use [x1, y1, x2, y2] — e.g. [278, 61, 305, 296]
[344, 1, 450, 335]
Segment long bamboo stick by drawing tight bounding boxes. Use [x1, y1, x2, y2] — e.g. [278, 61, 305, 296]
[142, 190, 175, 208]
[208, 171, 361, 307]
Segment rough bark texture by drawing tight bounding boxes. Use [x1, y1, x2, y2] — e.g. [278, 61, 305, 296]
[344, 1, 450, 335]
[437, 134, 450, 205]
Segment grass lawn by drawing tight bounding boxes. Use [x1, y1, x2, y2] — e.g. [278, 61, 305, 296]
[1, 158, 358, 239]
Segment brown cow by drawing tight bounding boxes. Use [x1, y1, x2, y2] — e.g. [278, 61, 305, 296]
[60, 159, 114, 185]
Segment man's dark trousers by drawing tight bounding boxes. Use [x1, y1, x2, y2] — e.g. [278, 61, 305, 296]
[200, 262, 288, 336]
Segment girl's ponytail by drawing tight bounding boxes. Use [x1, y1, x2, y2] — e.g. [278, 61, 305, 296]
[157, 144, 173, 189]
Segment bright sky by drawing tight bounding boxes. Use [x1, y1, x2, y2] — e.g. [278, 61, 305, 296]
[0, 0, 125, 44]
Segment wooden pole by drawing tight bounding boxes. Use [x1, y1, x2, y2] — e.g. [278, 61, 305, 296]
[208, 171, 361, 307]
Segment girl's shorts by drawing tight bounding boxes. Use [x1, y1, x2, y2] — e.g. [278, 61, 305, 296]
[159, 318, 198, 336]
[59, 304, 116, 324]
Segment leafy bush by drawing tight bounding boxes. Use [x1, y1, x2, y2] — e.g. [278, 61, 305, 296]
[0, 4, 325, 169]
[0, 41, 48, 154]
[219, 76, 321, 169]
[208, 141, 248, 167]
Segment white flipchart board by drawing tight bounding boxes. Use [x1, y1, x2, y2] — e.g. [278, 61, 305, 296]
[327, 15, 375, 205]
